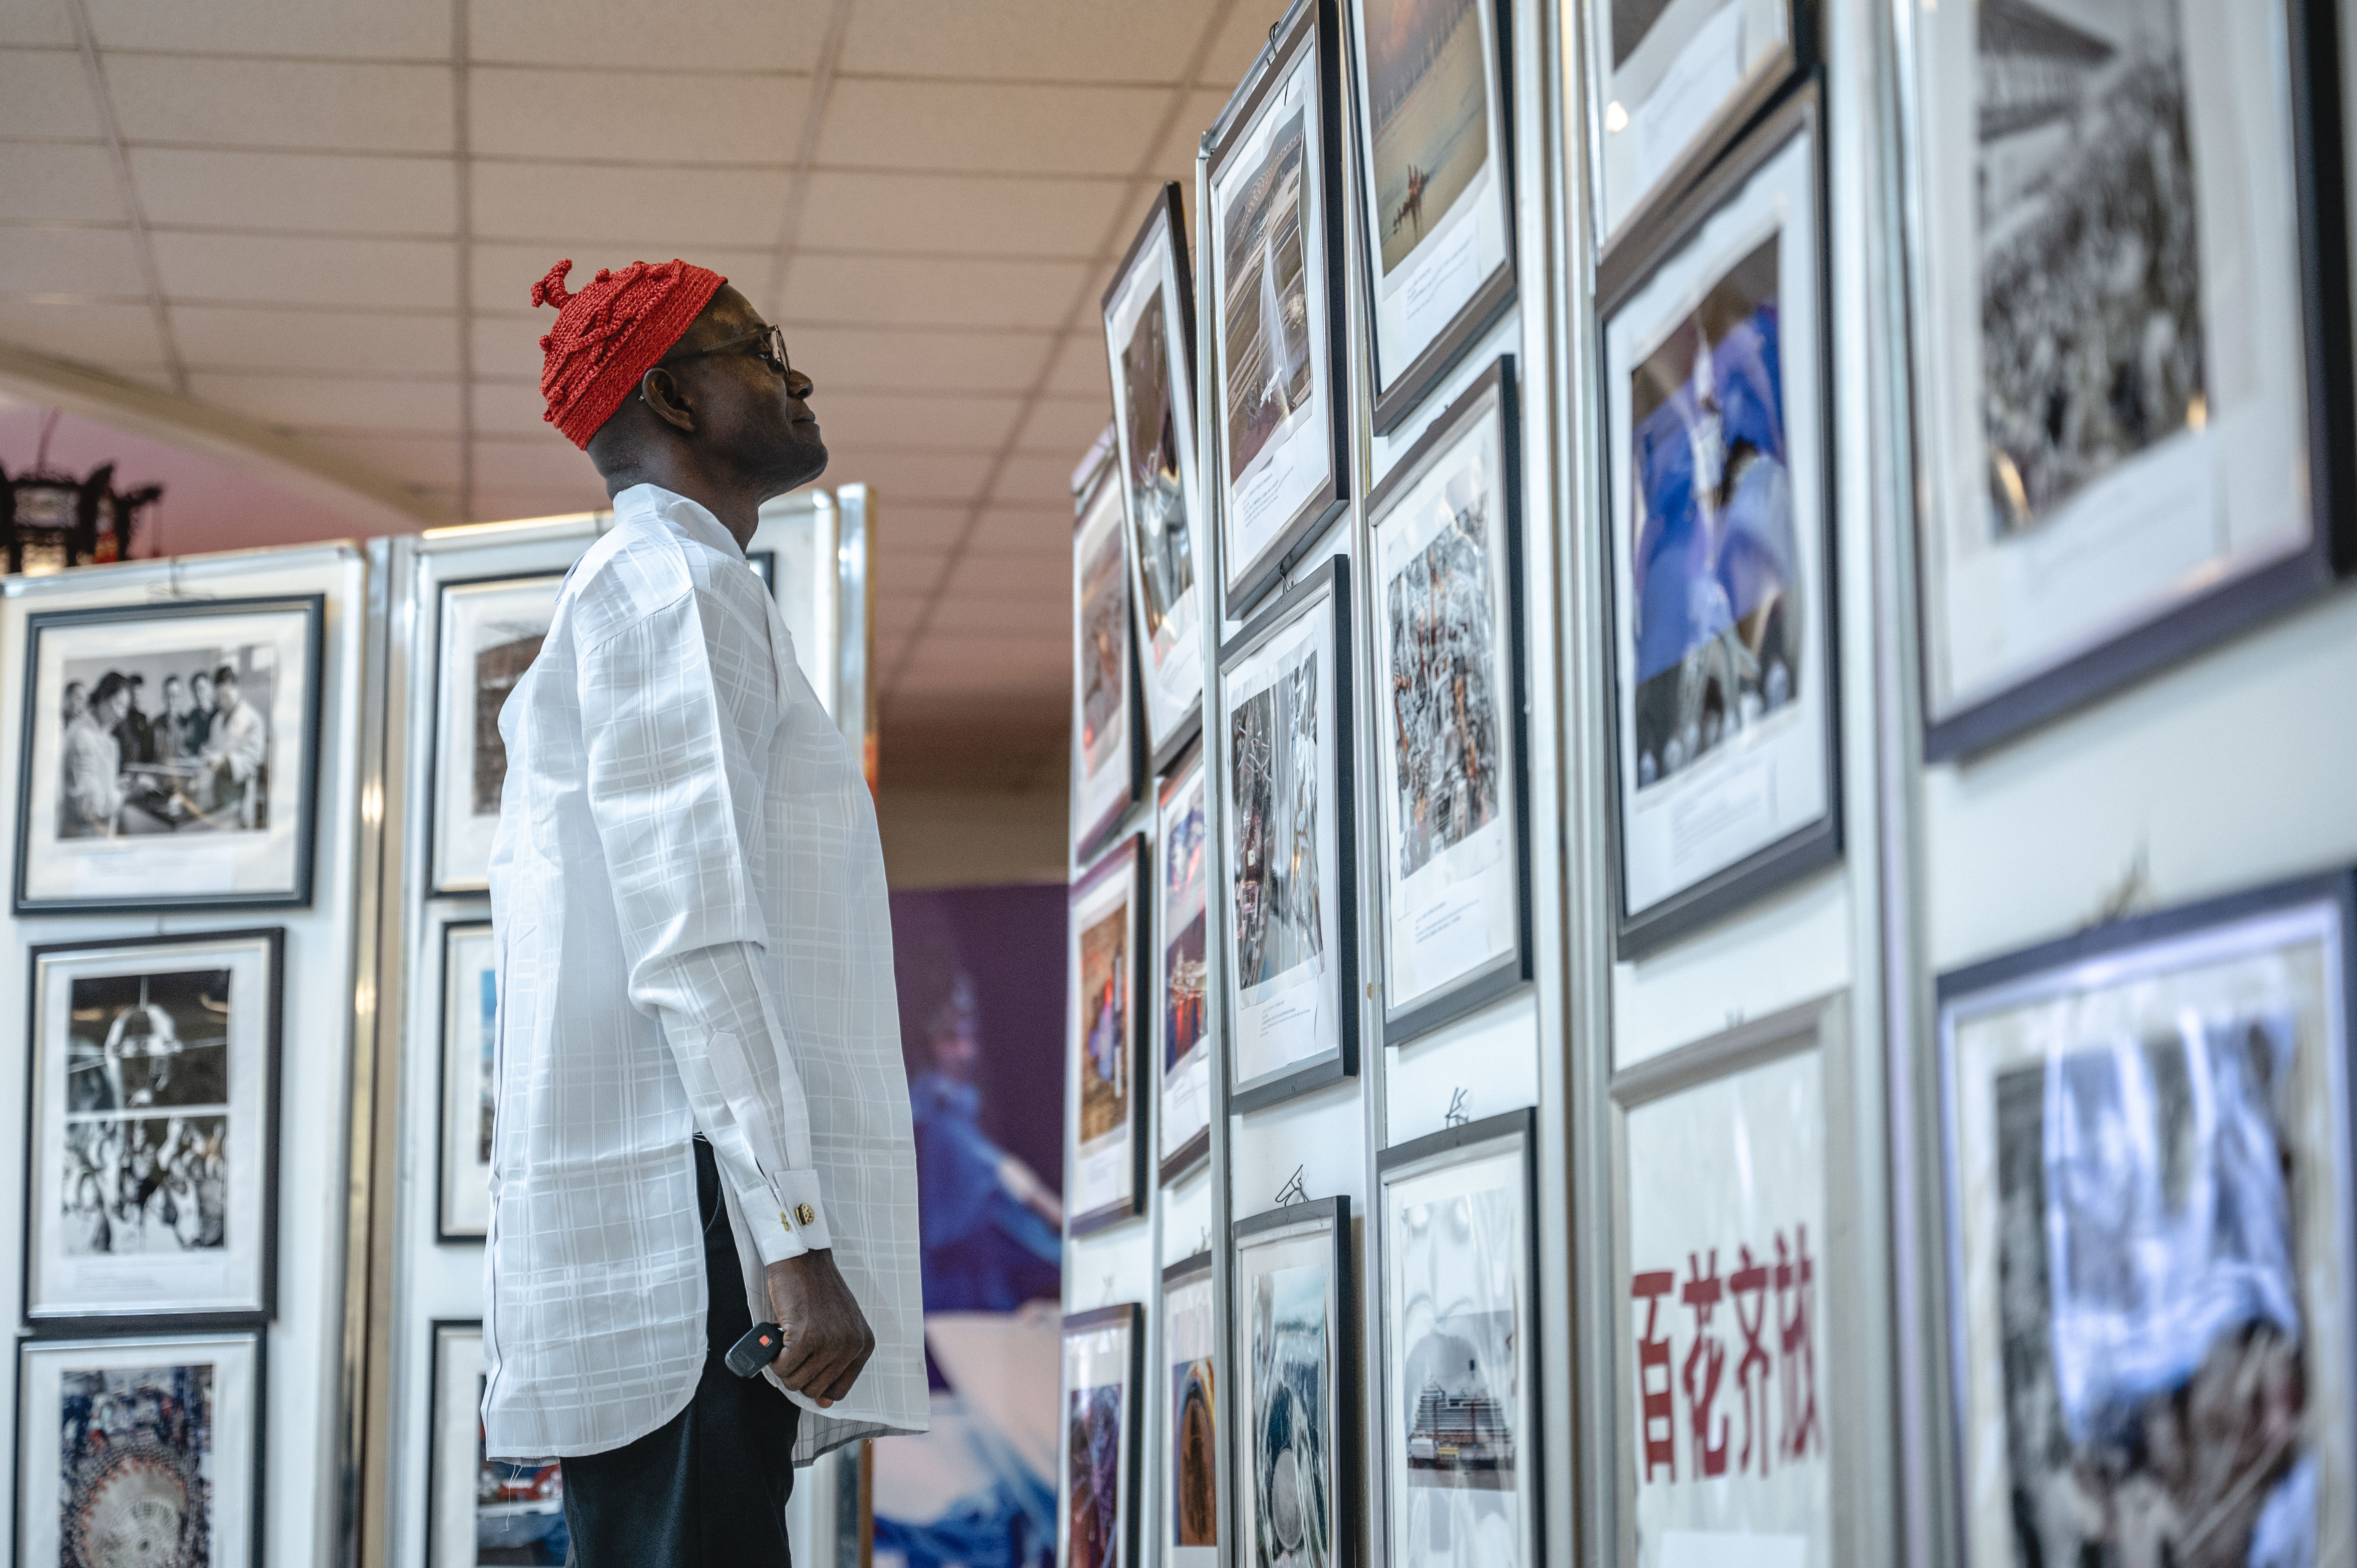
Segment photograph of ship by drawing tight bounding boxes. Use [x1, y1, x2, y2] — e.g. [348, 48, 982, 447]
[471, 614, 544, 815]
[1164, 775, 1208, 1074]
[1626, 235, 1799, 793]
[1223, 107, 1316, 482]
[1078, 903, 1130, 1145]
[1386, 485, 1500, 880]
[59, 968, 234, 1258]
[59, 1360, 213, 1568]
[1067, 1383, 1125, 1568]
[1392, 1182, 1521, 1565]
[1402, 1311, 1516, 1485]
[1230, 652, 1325, 991]
[1976, 0, 2206, 538]
[1079, 517, 1128, 775]
[1252, 1263, 1333, 1568]
[1172, 1356, 1218, 1546]
[1987, 1013, 2319, 1568]
[1121, 289, 1196, 657]
[1362, 0, 1491, 274]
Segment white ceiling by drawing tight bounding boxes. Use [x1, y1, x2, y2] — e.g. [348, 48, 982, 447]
[0, 0, 1283, 759]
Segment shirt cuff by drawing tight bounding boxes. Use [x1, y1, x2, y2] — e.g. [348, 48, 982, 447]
[741, 1168, 832, 1263]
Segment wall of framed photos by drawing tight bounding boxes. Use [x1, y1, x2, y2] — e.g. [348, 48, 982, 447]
[1063, 3, 2357, 1568]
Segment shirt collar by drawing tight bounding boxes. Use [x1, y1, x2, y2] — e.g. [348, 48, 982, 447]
[610, 482, 746, 562]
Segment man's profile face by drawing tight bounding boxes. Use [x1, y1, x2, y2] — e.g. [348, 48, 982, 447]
[666, 284, 828, 498]
[100, 689, 130, 725]
[213, 678, 238, 715]
[63, 683, 85, 723]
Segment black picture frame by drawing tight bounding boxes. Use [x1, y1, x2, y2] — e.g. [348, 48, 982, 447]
[1216, 555, 1359, 1114]
[435, 914, 494, 1244]
[1229, 1194, 1358, 1568]
[1156, 733, 1215, 1189]
[1373, 1108, 1542, 1568]
[1159, 1248, 1221, 1560]
[1069, 833, 1153, 1239]
[1342, 0, 1518, 433]
[13, 1328, 268, 1568]
[1595, 83, 1842, 960]
[1204, 0, 1354, 618]
[21, 927, 284, 1335]
[1059, 1302, 1146, 1568]
[1074, 463, 1148, 863]
[747, 548, 776, 593]
[1363, 356, 1534, 1044]
[425, 1317, 482, 1568]
[14, 593, 326, 914]
[427, 570, 565, 897]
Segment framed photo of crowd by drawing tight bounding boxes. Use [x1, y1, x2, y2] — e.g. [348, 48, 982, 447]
[1232, 1195, 1357, 1568]
[430, 572, 564, 895]
[1204, 0, 1351, 616]
[1217, 556, 1359, 1113]
[1156, 740, 1214, 1185]
[1597, 86, 1839, 957]
[1059, 1303, 1144, 1568]
[1073, 464, 1143, 860]
[22, 929, 283, 1332]
[14, 595, 324, 914]
[436, 917, 498, 1243]
[1068, 834, 1150, 1236]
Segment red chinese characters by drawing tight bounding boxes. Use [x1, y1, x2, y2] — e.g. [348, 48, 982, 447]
[1631, 1225, 1821, 1485]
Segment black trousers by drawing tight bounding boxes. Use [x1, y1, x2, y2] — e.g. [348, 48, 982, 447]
[560, 1136, 799, 1567]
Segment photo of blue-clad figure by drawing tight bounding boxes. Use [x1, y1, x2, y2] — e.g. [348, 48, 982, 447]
[875, 887, 1068, 1568]
[1625, 235, 1800, 792]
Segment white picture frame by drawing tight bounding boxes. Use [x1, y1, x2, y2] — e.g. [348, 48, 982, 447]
[430, 573, 563, 895]
[1073, 466, 1143, 859]
[436, 918, 497, 1243]
[1585, 0, 1796, 241]
[1156, 740, 1214, 1184]
[1069, 835, 1149, 1236]
[429, 1320, 568, 1566]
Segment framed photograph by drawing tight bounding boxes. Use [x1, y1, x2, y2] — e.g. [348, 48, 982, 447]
[431, 573, 563, 895]
[1059, 1303, 1144, 1568]
[23, 929, 282, 1331]
[437, 918, 497, 1243]
[15, 1330, 264, 1568]
[1901, 0, 2352, 759]
[1610, 997, 1848, 1566]
[1217, 556, 1359, 1114]
[1074, 466, 1144, 860]
[1365, 357, 1531, 1042]
[1342, 0, 1517, 432]
[430, 1320, 567, 1566]
[748, 549, 776, 593]
[1598, 87, 1839, 959]
[1375, 1109, 1539, 1568]
[1156, 740, 1214, 1185]
[1233, 1195, 1357, 1568]
[1206, 0, 1351, 616]
[1585, 0, 1798, 242]
[15, 595, 324, 913]
[1162, 1252, 1221, 1568]
[1105, 183, 1209, 771]
[1068, 834, 1150, 1236]
[1936, 872, 2357, 1568]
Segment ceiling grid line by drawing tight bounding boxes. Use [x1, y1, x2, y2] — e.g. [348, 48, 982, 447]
[453, 0, 477, 521]
[760, 0, 861, 314]
[62, 0, 189, 398]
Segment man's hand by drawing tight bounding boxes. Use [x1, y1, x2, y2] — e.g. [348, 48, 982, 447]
[763, 1249, 876, 1408]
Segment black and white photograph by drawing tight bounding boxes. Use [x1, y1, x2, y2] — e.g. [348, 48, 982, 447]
[431, 1321, 568, 1566]
[15, 1331, 261, 1568]
[1939, 874, 2356, 1568]
[1068, 837, 1149, 1236]
[1367, 361, 1528, 1041]
[1219, 558, 1357, 1112]
[1207, 0, 1348, 612]
[1234, 1198, 1353, 1568]
[1903, 0, 2344, 756]
[437, 920, 498, 1242]
[1104, 185, 1206, 767]
[25, 931, 281, 1329]
[1073, 469, 1141, 858]
[1157, 744, 1213, 1183]
[1059, 1305, 1143, 1568]
[1601, 91, 1837, 957]
[1164, 1253, 1221, 1568]
[432, 573, 563, 894]
[1344, 0, 1515, 429]
[1378, 1113, 1536, 1568]
[16, 596, 322, 912]
[1587, 0, 1795, 239]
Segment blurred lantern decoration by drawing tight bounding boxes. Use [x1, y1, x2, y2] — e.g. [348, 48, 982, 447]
[0, 410, 163, 575]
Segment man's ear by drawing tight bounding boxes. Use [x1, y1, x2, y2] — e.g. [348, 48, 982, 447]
[638, 365, 696, 434]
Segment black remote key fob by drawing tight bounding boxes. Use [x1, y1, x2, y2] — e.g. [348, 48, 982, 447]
[727, 1321, 785, 1379]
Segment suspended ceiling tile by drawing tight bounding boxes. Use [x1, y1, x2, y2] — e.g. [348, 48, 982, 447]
[83, 0, 450, 59]
[470, 434, 603, 491]
[471, 483, 608, 523]
[839, 0, 1221, 83]
[0, 297, 164, 367]
[781, 253, 1090, 332]
[926, 592, 1065, 634]
[965, 506, 1072, 556]
[188, 371, 461, 434]
[1041, 330, 1112, 399]
[152, 231, 456, 309]
[469, 378, 555, 434]
[818, 80, 1167, 177]
[468, 242, 775, 317]
[0, 48, 101, 138]
[0, 227, 147, 295]
[875, 547, 950, 596]
[468, 310, 555, 381]
[0, 142, 127, 222]
[871, 501, 972, 554]
[1202, 0, 1292, 89]
[471, 66, 807, 165]
[811, 389, 1023, 452]
[1010, 394, 1109, 454]
[1151, 89, 1231, 186]
[823, 442, 994, 503]
[989, 451, 1084, 506]
[947, 548, 1070, 597]
[874, 592, 930, 636]
[794, 169, 1129, 260]
[304, 432, 463, 488]
[172, 303, 460, 376]
[0, 1, 70, 47]
[470, 161, 790, 249]
[106, 57, 453, 154]
[131, 148, 457, 237]
[778, 324, 1053, 397]
[469, 0, 826, 72]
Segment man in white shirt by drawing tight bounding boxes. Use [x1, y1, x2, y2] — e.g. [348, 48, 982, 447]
[199, 666, 268, 829]
[62, 673, 129, 837]
[491, 257, 925, 1564]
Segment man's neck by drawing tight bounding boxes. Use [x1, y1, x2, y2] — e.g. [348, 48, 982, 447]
[605, 465, 762, 553]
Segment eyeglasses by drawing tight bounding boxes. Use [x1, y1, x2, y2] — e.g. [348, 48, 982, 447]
[656, 322, 792, 378]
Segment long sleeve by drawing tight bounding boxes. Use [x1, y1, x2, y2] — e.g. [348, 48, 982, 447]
[64, 724, 120, 831]
[576, 584, 831, 1265]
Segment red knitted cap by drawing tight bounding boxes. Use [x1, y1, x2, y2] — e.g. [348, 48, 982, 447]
[531, 258, 729, 448]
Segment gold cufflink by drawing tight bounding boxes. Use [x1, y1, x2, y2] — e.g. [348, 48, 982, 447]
[794, 1203, 817, 1227]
